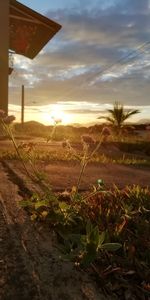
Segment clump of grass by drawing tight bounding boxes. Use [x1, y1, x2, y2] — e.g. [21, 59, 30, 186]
[1, 147, 150, 168]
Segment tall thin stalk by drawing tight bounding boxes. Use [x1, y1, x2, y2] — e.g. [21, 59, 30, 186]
[0, 117, 55, 194]
[1, 120, 34, 180]
[75, 132, 104, 196]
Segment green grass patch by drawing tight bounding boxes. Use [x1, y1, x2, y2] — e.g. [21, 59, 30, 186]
[1, 149, 150, 167]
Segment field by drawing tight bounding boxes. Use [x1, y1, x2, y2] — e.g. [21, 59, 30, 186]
[0, 121, 150, 300]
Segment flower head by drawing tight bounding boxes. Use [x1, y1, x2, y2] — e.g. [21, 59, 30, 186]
[97, 178, 104, 186]
[81, 135, 95, 145]
[0, 110, 6, 119]
[51, 116, 62, 125]
[3, 115, 16, 124]
[55, 118, 62, 125]
[101, 126, 111, 136]
[97, 178, 105, 190]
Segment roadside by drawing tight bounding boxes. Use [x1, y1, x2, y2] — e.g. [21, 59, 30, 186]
[0, 162, 108, 300]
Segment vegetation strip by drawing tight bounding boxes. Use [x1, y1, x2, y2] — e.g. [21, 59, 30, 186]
[21, 185, 150, 299]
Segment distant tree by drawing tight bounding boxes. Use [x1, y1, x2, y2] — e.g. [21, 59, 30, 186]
[99, 102, 140, 132]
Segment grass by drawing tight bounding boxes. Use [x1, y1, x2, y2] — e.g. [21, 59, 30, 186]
[1, 148, 150, 167]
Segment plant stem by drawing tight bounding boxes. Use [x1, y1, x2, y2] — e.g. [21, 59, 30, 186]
[2, 121, 34, 181]
[90, 133, 104, 160]
[74, 133, 104, 198]
[76, 160, 87, 195]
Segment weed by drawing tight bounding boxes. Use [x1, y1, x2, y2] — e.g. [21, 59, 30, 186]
[0, 111, 51, 191]
[1, 111, 150, 298]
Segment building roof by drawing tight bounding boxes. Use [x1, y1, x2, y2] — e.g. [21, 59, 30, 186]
[9, 0, 62, 59]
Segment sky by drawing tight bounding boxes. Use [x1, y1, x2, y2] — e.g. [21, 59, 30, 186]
[9, 0, 150, 125]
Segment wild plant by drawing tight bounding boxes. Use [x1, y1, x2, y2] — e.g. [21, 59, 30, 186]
[0, 110, 50, 190]
[17, 141, 47, 182]
[0, 110, 33, 180]
[2, 110, 150, 297]
[47, 117, 62, 142]
[62, 127, 111, 197]
[58, 219, 121, 266]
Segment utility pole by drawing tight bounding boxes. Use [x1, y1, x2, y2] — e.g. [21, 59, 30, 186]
[21, 85, 24, 124]
[0, 0, 9, 113]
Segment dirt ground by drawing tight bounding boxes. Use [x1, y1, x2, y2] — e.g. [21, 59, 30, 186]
[43, 160, 150, 190]
[4, 158, 150, 192]
[0, 139, 150, 299]
[0, 161, 109, 300]
[1, 139, 150, 190]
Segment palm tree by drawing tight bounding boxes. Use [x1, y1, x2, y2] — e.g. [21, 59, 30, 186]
[100, 102, 140, 131]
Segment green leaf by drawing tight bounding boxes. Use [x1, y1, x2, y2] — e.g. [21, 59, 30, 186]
[101, 243, 122, 251]
[34, 200, 48, 209]
[20, 200, 33, 207]
[86, 220, 93, 239]
[59, 201, 70, 210]
[82, 253, 96, 267]
[98, 231, 105, 247]
[91, 226, 100, 248]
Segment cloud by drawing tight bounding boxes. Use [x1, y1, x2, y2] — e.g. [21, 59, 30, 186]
[9, 0, 150, 119]
[48, 0, 150, 45]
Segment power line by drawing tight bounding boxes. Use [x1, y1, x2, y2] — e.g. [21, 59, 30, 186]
[55, 40, 150, 102]
[75, 40, 150, 87]
[10, 39, 150, 105]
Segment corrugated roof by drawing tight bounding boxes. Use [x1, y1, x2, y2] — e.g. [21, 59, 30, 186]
[9, 0, 62, 59]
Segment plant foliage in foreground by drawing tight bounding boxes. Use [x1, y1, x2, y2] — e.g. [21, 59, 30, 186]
[21, 184, 150, 299]
[1, 110, 150, 298]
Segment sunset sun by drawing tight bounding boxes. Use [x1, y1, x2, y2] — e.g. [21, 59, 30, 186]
[41, 106, 72, 125]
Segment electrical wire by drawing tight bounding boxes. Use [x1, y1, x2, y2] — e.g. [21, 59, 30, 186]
[54, 40, 150, 102]
[10, 39, 150, 105]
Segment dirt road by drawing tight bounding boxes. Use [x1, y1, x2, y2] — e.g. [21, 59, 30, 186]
[43, 160, 150, 190]
[4, 159, 150, 192]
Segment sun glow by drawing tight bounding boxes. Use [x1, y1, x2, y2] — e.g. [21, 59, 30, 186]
[41, 106, 72, 125]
